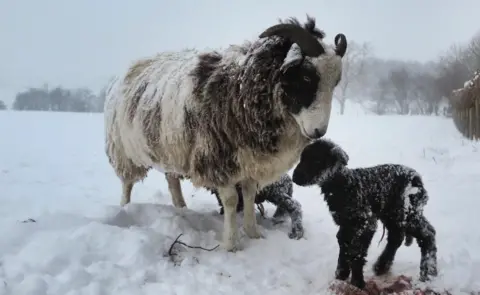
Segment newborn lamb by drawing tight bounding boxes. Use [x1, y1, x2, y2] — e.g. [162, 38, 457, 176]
[292, 139, 438, 290]
[212, 174, 304, 240]
[164, 173, 304, 240]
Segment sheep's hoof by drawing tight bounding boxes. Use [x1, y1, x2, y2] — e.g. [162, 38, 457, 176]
[222, 240, 239, 252]
[244, 226, 264, 239]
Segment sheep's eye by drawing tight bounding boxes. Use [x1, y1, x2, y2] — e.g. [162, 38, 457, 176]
[303, 76, 311, 82]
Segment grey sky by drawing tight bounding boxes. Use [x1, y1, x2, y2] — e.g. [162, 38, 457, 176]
[1, 0, 479, 104]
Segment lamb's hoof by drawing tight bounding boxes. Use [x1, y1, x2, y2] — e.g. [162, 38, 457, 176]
[120, 200, 129, 207]
[288, 227, 304, 240]
[419, 270, 438, 282]
[328, 280, 369, 295]
[335, 267, 351, 281]
[271, 217, 286, 225]
[373, 260, 392, 276]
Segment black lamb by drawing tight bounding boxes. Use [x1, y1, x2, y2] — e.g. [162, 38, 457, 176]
[212, 174, 304, 240]
[292, 139, 438, 290]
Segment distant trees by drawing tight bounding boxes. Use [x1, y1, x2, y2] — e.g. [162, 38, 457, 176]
[12, 84, 107, 113]
[0, 100, 7, 110]
[5, 29, 480, 116]
[329, 28, 480, 117]
[334, 41, 371, 115]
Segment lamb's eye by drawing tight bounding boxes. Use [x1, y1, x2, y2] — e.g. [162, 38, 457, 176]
[303, 76, 311, 82]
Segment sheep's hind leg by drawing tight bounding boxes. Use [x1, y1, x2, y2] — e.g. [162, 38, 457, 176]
[121, 181, 134, 206]
[165, 173, 187, 208]
[240, 180, 263, 239]
[118, 164, 149, 206]
[217, 186, 240, 251]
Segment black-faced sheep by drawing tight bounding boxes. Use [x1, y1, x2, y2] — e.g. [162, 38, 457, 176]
[291, 139, 438, 289]
[104, 16, 347, 252]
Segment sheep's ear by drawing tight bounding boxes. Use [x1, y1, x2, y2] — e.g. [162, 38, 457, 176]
[331, 146, 349, 165]
[280, 43, 305, 73]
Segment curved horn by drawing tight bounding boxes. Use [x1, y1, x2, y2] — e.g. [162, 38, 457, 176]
[334, 33, 347, 57]
[259, 24, 325, 57]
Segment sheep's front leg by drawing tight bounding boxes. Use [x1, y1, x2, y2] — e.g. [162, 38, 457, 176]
[217, 186, 240, 251]
[240, 180, 263, 239]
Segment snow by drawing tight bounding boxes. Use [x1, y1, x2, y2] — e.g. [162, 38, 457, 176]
[1, 110, 480, 295]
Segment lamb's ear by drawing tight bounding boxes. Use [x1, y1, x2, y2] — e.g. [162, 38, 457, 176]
[331, 146, 349, 165]
[280, 43, 305, 73]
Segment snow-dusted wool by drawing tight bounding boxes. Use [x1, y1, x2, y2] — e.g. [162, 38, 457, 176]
[292, 139, 438, 289]
[212, 174, 304, 240]
[104, 16, 347, 252]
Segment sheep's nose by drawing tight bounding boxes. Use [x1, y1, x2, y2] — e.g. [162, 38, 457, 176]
[312, 128, 326, 139]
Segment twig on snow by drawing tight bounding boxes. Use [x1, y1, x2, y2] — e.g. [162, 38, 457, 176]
[168, 233, 219, 257]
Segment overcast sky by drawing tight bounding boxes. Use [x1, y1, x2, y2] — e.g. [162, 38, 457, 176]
[1, 0, 479, 104]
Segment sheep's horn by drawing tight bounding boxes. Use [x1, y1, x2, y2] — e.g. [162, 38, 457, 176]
[334, 33, 347, 57]
[259, 24, 325, 57]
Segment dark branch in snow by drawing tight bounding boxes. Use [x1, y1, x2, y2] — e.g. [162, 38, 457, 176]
[168, 233, 219, 258]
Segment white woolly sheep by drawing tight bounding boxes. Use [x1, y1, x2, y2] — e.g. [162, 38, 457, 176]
[104, 15, 347, 251]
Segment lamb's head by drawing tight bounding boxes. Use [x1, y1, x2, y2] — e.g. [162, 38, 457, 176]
[292, 138, 349, 186]
[259, 17, 347, 140]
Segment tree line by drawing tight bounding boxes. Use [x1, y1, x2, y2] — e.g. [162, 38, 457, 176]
[1, 29, 479, 115]
[335, 30, 480, 116]
[6, 84, 108, 113]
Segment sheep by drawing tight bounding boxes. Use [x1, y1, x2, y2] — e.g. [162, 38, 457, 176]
[291, 139, 438, 290]
[164, 172, 304, 240]
[104, 16, 347, 252]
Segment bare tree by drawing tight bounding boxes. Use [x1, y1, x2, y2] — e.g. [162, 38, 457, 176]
[388, 67, 413, 114]
[464, 30, 480, 71]
[334, 41, 372, 115]
[0, 100, 7, 110]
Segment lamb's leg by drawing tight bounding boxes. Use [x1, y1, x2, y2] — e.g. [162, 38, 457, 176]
[240, 180, 262, 239]
[335, 226, 352, 281]
[165, 173, 187, 208]
[271, 206, 288, 223]
[349, 219, 377, 289]
[373, 223, 405, 276]
[272, 195, 304, 239]
[407, 214, 438, 281]
[217, 186, 240, 251]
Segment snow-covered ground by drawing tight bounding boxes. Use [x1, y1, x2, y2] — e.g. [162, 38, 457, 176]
[0, 110, 479, 295]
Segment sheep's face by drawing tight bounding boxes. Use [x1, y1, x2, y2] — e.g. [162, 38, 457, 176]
[258, 20, 347, 140]
[279, 53, 342, 140]
[292, 139, 349, 186]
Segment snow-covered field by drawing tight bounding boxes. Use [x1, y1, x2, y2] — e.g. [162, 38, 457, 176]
[0, 110, 479, 295]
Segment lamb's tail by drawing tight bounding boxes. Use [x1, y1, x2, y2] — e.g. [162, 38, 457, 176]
[378, 224, 386, 245]
[378, 224, 414, 246]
